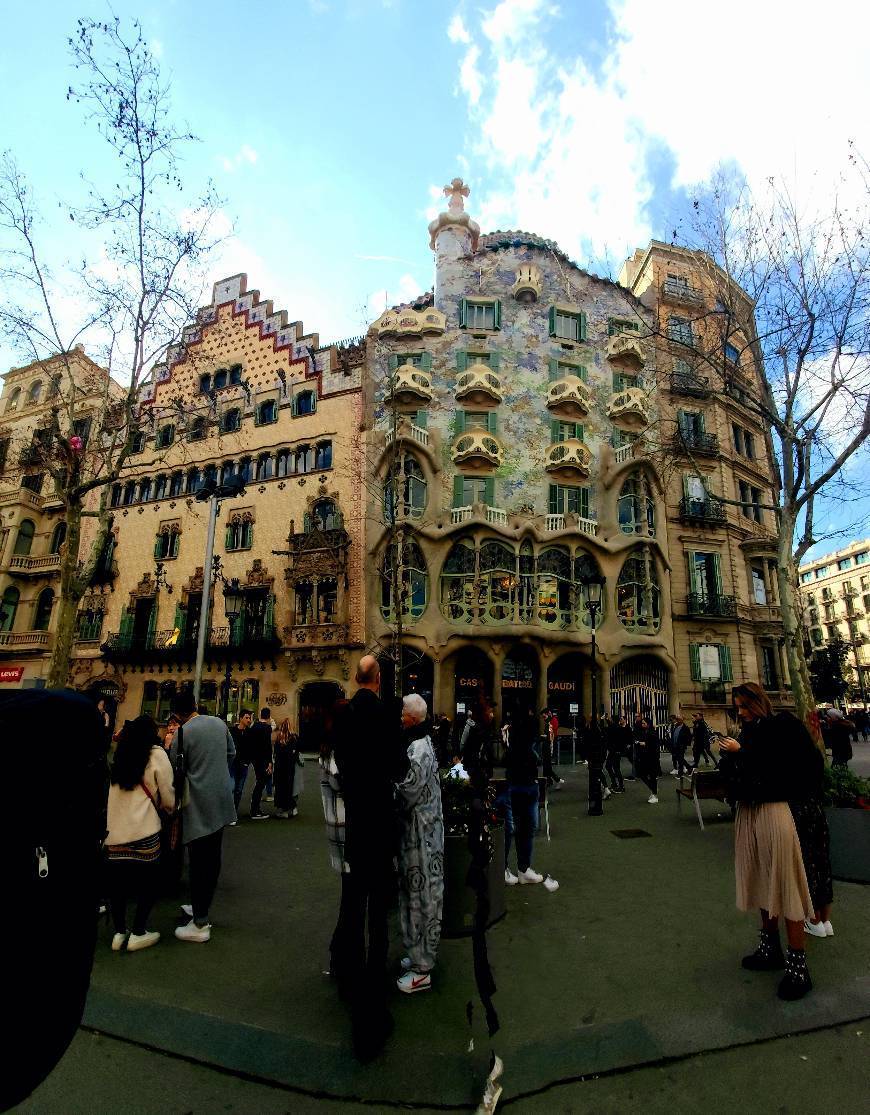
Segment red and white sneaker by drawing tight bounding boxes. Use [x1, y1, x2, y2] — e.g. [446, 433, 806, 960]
[397, 970, 431, 994]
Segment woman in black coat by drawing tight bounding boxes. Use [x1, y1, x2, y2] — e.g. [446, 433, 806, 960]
[632, 717, 661, 803]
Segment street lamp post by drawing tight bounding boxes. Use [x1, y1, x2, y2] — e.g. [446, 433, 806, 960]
[581, 571, 606, 817]
[192, 474, 246, 705]
[221, 577, 245, 721]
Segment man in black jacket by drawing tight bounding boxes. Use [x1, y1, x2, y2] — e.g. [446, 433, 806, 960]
[334, 655, 407, 1060]
[246, 708, 274, 820]
[669, 713, 693, 777]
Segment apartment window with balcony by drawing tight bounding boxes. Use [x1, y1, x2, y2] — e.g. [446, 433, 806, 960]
[457, 410, 497, 435]
[72, 417, 92, 449]
[738, 479, 762, 523]
[750, 564, 767, 605]
[548, 484, 590, 518]
[823, 603, 835, 622]
[225, 516, 253, 551]
[390, 351, 431, 370]
[551, 419, 583, 443]
[612, 371, 642, 391]
[760, 644, 779, 689]
[668, 315, 694, 347]
[0, 437, 8, 473]
[687, 551, 723, 603]
[460, 299, 501, 331]
[809, 607, 820, 625]
[550, 359, 587, 381]
[821, 586, 833, 601]
[861, 576, 870, 590]
[864, 594, 870, 613]
[21, 473, 44, 494]
[453, 475, 494, 507]
[548, 307, 585, 342]
[826, 623, 839, 641]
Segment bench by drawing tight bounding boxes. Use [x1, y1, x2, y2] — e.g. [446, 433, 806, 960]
[676, 769, 733, 831]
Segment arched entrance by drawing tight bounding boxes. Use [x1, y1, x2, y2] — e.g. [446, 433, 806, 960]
[547, 651, 588, 723]
[450, 645, 494, 717]
[378, 648, 434, 710]
[298, 680, 344, 752]
[501, 645, 539, 723]
[609, 655, 670, 740]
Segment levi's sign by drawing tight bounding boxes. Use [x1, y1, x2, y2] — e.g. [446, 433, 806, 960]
[0, 667, 24, 684]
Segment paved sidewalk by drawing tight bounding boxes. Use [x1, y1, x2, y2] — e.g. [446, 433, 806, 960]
[34, 744, 870, 1109]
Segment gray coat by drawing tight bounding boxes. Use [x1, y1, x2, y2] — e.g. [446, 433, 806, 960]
[171, 714, 236, 844]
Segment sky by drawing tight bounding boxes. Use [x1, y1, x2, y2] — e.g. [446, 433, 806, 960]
[1, 0, 869, 553]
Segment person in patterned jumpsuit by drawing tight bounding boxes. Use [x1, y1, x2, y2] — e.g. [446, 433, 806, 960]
[395, 693, 444, 994]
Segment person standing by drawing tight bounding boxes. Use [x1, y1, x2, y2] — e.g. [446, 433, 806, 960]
[503, 706, 544, 884]
[395, 694, 444, 995]
[104, 716, 175, 952]
[273, 718, 300, 818]
[333, 655, 408, 1060]
[718, 682, 817, 1000]
[171, 689, 237, 944]
[230, 709, 253, 814]
[691, 712, 717, 769]
[669, 714, 693, 777]
[824, 709, 855, 768]
[604, 716, 628, 793]
[634, 716, 661, 803]
[245, 708, 274, 820]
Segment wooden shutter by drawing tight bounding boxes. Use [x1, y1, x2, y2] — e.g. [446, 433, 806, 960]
[146, 603, 157, 645]
[453, 475, 466, 507]
[686, 551, 699, 595]
[577, 365, 588, 382]
[153, 535, 162, 559]
[487, 412, 498, 435]
[677, 410, 691, 436]
[576, 424, 584, 442]
[119, 609, 133, 639]
[419, 352, 433, 371]
[415, 409, 428, 429]
[578, 312, 587, 341]
[579, 487, 590, 518]
[456, 351, 468, 372]
[719, 644, 733, 682]
[548, 484, 559, 515]
[712, 553, 723, 594]
[483, 478, 495, 506]
[265, 594, 275, 634]
[455, 412, 466, 435]
[551, 419, 561, 443]
[492, 301, 502, 330]
[489, 349, 501, 370]
[548, 358, 560, 382]
[548, 306, 557, 336]
[174, 603, 186, 641]
[387, 354, 399, 373]
[225, 524, 234, 549]
[459, 299, 469, 329]
[689, 643, 701, 681]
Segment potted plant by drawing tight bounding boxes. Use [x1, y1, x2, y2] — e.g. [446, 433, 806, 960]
[439, 772, 506, 937]
[822, 765, 870, 884]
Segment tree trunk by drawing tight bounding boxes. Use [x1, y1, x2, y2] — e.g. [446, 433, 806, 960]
[47, 502, 84, 688]
[775, 519, 823, 749]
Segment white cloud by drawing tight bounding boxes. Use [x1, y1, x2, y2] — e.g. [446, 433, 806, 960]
[447, 13, 471, 43]
[220, 145, 259, 173]
[459, 44, 483, 105]
[366, 273, 423, 318]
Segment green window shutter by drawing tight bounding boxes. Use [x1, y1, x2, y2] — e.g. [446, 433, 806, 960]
[487, 412, 498, 435]
[173, 603, 186, 640]
[387, 354, 399, 373]
[244, 522, 253, 548]
[579, 487, 590, 518]
[548, 485, 559, 515]
[682, 474, 690, 500]
[146, 604, 157, 645]
[677, 410, 690, 436]
[415, 409, 428, 429]
[548, 358, 560, 382]
[153, 536, 162, 559]
[719, 644, 733, 682]
[576, 424, 585, 442]
[712, 553, 723, 595]
[489, 350, 501, 370]
[483, 478, 495, 506]
[577, 365, 588, 382]
[459, 299, 468, 329]
[550, 419, 561, 443]
[119, 609, 133, 639]
[453, 475, 466, 507]
[698, 411, 707, 434]
[455, 412, 466, 435]
[265, 593, 275, 632]
[493, 300, 502, 330]
[419, 352, 433, 372]
[612, 371, 622, 391]
[548, 306, 557, 336]
[689, 643, 701, 681]
[456, 351, 468, 372]
[225, 525, 233, 549]
[579, 312, 587, 341]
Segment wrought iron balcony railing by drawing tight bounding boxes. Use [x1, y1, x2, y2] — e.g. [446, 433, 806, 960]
[686, 593, 737, 618]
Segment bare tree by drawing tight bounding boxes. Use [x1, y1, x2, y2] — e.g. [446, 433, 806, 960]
[651, 162, 870, 733]
[0, 18, 224, 685]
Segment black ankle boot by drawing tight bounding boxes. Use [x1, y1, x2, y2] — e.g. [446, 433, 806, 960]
[777, 948, 812, 1000]
[742, 928, 785, 971]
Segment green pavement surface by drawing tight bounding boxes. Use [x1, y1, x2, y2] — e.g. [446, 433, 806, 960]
[20, 743, 870, 1111]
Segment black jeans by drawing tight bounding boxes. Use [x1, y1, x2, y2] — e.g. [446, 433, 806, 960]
[250, 763, 269, 815]
[108, 858, 159, 934]
[693, 742, 717, 767]
[640, 772, 658, 795]
[339, 863, 394, 1049]
[671, 746, 693, 775]
[188, 828, 224, 924]
[604, 751, 624, 790]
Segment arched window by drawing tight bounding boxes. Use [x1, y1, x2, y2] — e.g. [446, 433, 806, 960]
[383, 452, 427, 522]
[221, 408, 241, 434]
[257, 399, 277, 425]
[13, 519, 35, 557]
[6, 387, 21, 413]
[130, 429, 146, 454]
[122, 480, 136, 506]
[155, 424, 175, 449]
[295, 580, 314, 625]
[574, 552, 606, 628]
[110, 484, 122, 508]
[617, 472, 656, 537]
[311, 499, 340, 531]
[213, 368, 228, 390]
[219, 460, 236, 486]
[76, 606, 104, 641]
[315, 441, 332, 470]
[537, 547, 572, 628]
[381, 540, 428, 624]
[480, 540, 517, 624]
[225, 516, 253, 551]
[296, 445, 314, 474]
[519, 540, 535, 623]
[198, 373, 211, 394]
[293, 390, 316, 416]
[256, 453, 273, 481]
[1, 586, 19, 631]
[185, 468, 201, 494]
[276, 449, 291, 477]
[33, 587, 54, 631]
[616, 547, 661, 632]
[229, 365, 243, 385]
[440, 539, 477, 624]
[238, 457, 253, 483]
[50, 522, 67, 554]
[169, 471, 184, 497]
[154, 474, 167, 500]
[27, 380, 43, 405]
[203, 464, 218, 488]
[154, 527, 180, 560]
[138, 477, 152, 502]
[188, 416, 207, 442]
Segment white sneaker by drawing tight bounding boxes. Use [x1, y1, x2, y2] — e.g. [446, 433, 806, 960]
[647, 794, 659, 804]
[127, 930, 160, 952]
[518, 867, 544, 885]
[543, 875, 560, 892]
[111, 932, 128, 952]
[803, 919, 826, 938]
[603, 786, 612, 799]
[824, 921, 834, 937]
[504, 868, 519, 886]
[181, 904, 193, 918]
[175, 919, 211, 943]
[400, 956, 413, 971]
[669, 769, 679, 776]
[397, 970, 431, 994]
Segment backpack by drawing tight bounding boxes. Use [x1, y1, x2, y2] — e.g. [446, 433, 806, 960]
[1, 689, 108, 1110]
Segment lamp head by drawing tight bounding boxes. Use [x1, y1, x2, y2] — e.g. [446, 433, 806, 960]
[223, 577, 245, 620]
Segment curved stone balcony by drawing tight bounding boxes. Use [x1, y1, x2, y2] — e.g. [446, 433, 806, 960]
[372, 307, 446, 338]
[452, 429, 504, 470]
[512, 264, 543, 302]
[607, 386, 650, 432]
[455, 363, 503, 405]
[546, 375, 591, 419]
[544, 438, 592, 481]
[385, 364, 433, 406]
[606, 333, 648, 369]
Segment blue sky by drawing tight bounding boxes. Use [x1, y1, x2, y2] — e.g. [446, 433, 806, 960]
[2, 0, 868, 553]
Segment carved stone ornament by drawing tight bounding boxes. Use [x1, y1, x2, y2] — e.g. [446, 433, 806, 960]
[244, 558, 274, 587]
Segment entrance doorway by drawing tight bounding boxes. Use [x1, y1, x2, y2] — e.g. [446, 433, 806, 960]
[610, 656, 670, 741]
[132, 597, 155, 650]
[298, 681, 344, 752]
[450, 646, 494, 718]
[546, 652, 587, 723]
[500, 645, 539, 724]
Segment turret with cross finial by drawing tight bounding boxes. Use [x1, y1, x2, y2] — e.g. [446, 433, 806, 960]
[428, 177, 480, 304]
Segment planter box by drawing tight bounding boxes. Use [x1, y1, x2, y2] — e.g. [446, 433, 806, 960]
[825, 806, 870, 884]
[441, 823, 507, 938]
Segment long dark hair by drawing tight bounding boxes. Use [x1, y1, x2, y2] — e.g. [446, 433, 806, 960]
[111, 715, 161, 790]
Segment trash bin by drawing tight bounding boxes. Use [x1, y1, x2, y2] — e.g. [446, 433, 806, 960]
[441, 822, 507, 938]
